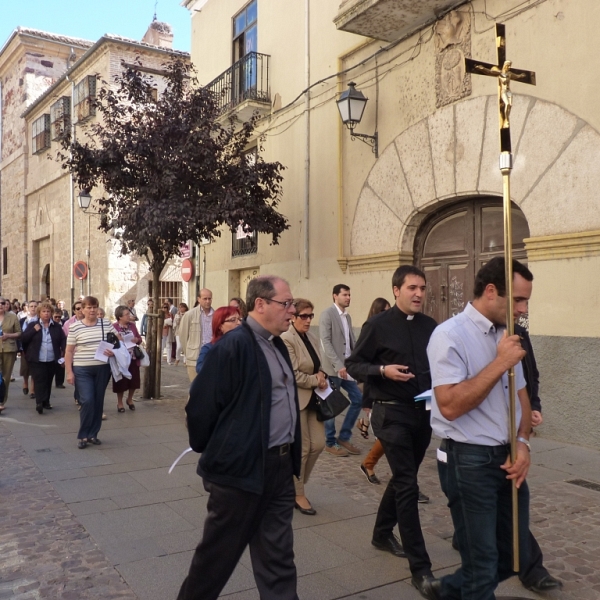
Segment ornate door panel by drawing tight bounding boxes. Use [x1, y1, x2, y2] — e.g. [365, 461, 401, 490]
[417, 198, 529, 323]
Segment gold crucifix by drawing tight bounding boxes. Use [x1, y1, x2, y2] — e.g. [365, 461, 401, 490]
[465, 23, 536, 574]
[466, 24, 536, 153]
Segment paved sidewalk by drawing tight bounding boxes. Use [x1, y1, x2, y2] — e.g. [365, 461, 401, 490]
[1, 363, 599, 599]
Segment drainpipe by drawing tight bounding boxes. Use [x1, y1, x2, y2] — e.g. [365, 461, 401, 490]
[302, 0, 310, 279]
[66, 48, 76, 307]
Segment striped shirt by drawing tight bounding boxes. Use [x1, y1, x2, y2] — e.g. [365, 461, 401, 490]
[67, 319, 116, 367]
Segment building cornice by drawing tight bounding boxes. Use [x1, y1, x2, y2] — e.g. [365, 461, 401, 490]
[337, 251, 414, 273]
[525, 231, 600, 262]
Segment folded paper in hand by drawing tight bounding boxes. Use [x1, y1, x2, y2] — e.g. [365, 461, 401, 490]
[414, 389, 432, 411]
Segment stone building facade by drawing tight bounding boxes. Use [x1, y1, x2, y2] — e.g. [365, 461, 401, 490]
[0, 24, 190, 316]
[183, 0, 600, 449]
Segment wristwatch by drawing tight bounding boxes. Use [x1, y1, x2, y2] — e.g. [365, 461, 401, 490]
[516, 436, 531, 452]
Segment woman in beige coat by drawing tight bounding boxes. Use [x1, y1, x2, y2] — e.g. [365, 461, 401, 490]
[282, 298, 328, 515]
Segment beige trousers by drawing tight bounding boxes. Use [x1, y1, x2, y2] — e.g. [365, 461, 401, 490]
[294, 408, 326, 497]
[186, 364, 197, 382]
[0, 352, 17, 404]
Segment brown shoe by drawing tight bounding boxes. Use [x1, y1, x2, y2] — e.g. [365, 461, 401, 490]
[338, 439, 361, 455]
[325, 443, 349, 457]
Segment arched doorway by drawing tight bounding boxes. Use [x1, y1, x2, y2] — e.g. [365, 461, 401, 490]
[415, 198, 529, 323]
[41, 264, 51, 299]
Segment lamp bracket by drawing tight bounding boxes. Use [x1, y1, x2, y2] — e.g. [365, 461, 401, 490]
[349, 128, 378, 158]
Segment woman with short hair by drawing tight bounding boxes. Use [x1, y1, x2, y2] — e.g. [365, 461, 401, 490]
[112, 305, 142, 412]
[21, 302, 66, 414]
[65, 296, 117, 449]
[195, 306, 242, 374]
[281, 298, 328, 515]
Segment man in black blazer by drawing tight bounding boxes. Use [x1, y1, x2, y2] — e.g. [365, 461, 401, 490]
[346, 265, 438, 599]
[178, 276, 301, 600]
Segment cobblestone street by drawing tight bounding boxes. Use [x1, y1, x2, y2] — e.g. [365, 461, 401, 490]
[1, 363, 599, 599]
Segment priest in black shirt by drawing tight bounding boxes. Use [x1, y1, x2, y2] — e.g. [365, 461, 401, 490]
[346, 265, 438, 600]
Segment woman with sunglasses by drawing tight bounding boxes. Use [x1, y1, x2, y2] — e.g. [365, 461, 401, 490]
[195, 306, 242, 374]
[281, 298, 328, 515]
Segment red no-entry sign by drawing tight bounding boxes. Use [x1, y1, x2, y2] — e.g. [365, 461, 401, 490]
[181, 258, 194, 282]
[74, 261, 88, 280]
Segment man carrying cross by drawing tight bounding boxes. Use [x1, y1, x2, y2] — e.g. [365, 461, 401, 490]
[428, 258, 533, 600]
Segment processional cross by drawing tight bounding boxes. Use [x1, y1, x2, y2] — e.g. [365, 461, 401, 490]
[465, 24, 536, 573]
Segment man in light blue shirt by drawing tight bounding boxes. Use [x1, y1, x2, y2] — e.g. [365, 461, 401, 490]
[427, 258, 533, 600]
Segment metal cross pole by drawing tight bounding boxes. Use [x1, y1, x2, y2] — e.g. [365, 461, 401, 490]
[465, 23, 536, 572]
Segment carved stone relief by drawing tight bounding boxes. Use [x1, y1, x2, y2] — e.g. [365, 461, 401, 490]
[435, 10, 472, 108]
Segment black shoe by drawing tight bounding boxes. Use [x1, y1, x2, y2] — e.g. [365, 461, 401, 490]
[360, 464, 381, 485]
[77, 440, 87, 449]
[418, 492, 430, 503]
[525, 574, 563, 593]
[371, 534, 406, 557]
[23, 387, 29, 395]
[88, 438, 102, 445]
[30, 393, 36, 399]
[294, 501, 316, 516]
[411, 574, 442, 600]
[43, 403, 53, 410]
[36, 404, 43, 414]
[56, 385, 66, 389]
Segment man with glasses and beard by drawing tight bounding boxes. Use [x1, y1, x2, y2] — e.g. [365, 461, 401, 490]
[179, 276, 301, 600]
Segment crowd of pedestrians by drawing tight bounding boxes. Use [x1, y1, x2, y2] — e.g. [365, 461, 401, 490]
[0, 274, 564, 600]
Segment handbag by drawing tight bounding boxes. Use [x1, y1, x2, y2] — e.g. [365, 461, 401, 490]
[139, 346, 150, 367]
[132, 345, 144, 360]
[313, 382, 350, 422]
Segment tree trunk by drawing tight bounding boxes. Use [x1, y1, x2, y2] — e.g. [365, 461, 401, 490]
[142, 265, 163, 398]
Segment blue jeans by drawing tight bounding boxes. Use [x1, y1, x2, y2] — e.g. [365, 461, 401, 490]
[325, 377, 362, 446]
[439, 440, 530, 600]
[74, 364, 111, 441]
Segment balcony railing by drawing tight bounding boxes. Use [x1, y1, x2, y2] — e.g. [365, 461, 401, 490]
[207, 52, 270, 114]
[232, 230, 258, 257]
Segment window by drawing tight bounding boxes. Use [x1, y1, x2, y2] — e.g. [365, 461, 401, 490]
[148, 281, 182, 309]
[2, 247, 7, 276]
[32, 114, 51, 154]
[50, 96, 71, 140]
[74, 75, 97, 123]
[233, 0, 257, 63]
[232, 1, 258, 101]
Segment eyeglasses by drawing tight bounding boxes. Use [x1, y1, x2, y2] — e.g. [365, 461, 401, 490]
[261, 297, 295, 310]
[224, 317, 243, 323]
[296, 313, 314, 320]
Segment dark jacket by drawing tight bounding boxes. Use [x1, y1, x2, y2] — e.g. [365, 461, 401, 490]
[186, 321, 301, 494]
[346, 305, 437, 404]
[21, 320, 66, 364]
[515, 323, 541, 413]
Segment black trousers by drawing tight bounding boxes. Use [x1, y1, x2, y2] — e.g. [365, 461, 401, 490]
[29, 362, 55, 408]
[54, 362, 65, 387]
[177, 448, 299, 600]
[372, 402, 432, 577]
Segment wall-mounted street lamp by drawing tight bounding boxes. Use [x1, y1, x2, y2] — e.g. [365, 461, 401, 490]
[77, 189, 93, 211]
[336, 82, 378, 158]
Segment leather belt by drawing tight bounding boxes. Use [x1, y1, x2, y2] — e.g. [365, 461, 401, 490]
[374, 400, 427, 410]
[268, 443, 290, 456]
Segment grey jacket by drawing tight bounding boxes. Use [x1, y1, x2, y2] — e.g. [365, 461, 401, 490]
[319, 304, 356, 376]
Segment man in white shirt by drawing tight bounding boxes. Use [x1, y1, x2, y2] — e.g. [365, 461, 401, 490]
[319, 284, 363, 456]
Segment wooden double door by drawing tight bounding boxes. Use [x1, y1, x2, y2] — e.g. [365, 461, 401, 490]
[416, 199, 529, 324]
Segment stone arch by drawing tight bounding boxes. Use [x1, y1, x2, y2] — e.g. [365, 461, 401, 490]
[350, 94, 600, 256]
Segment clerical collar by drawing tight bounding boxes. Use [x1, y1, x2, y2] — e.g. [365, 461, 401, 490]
[394, 305, 415, 320]
[247, 315, 275, 341]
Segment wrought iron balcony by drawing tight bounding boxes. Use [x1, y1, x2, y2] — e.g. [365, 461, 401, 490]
[207, 52, 270, 117]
